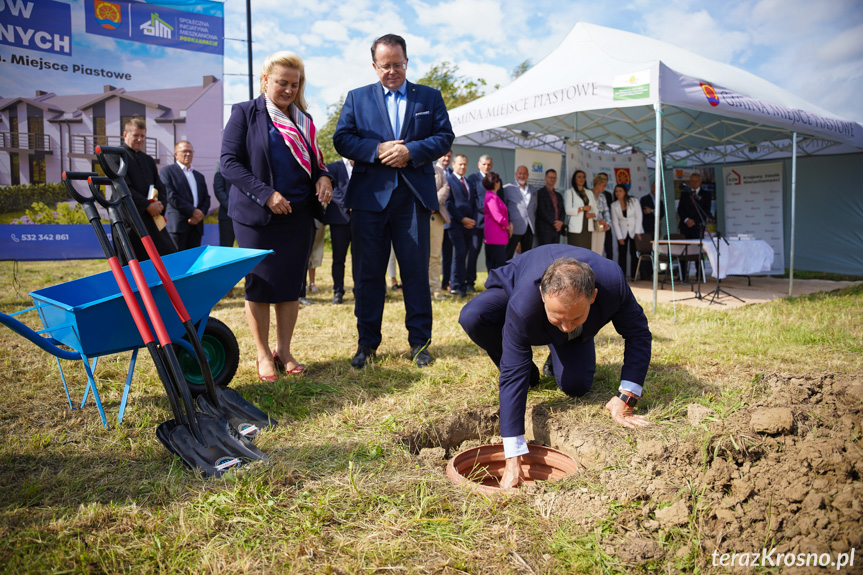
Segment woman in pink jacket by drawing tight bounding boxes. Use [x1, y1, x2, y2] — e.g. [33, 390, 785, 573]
[483, 171, 513, 271]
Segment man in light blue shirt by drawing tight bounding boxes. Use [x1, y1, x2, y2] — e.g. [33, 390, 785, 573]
[334, 34, 454, 369]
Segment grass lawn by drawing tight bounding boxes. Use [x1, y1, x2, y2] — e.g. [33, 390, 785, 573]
[1, 251, 861, 574]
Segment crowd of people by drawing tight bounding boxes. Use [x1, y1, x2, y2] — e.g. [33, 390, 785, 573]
[114, 36, 732, 480]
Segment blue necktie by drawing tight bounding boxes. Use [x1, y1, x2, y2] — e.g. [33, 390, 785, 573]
[387, 90, 400, 138]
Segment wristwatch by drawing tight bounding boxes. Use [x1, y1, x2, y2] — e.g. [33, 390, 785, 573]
[616, 391, 638, 407]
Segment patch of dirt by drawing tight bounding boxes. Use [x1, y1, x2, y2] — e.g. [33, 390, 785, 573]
[686, 373, 863, 559]
[400, 406, 500, 456]
[403, 373, 863, 570]
[561, 373, 863, 569]
[525, 403, 611, 468]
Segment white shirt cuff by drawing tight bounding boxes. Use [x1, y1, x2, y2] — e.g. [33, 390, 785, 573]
[502, 435, 530, 459]
[619, 380, 643, 396]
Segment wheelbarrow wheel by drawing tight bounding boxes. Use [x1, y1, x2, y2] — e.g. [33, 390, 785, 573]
[173, 317, 239, 395]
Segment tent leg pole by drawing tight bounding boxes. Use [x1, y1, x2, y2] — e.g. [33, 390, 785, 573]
[789, 132, 797, 298]
[652, 103, 662, 313]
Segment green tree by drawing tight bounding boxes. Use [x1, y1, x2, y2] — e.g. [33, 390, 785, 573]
[416, 61, 487, 110]
[512, 59, 532, 80]
[315, 96, 344, 165]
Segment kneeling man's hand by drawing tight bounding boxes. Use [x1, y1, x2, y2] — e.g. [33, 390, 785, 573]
[500, 456, 524, 489]
[605, 394, 651, 428]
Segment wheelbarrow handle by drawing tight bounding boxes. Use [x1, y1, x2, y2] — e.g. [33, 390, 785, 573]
[94, 145, 128, 179]
[0, 312, 82, 361]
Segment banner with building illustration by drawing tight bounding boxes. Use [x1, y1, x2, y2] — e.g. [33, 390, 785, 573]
[722, 162, 785, 274]
[0, 0, 224, 259]
[1, 0, 224, 186]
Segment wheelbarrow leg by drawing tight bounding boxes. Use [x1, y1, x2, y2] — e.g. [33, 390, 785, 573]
[117, 347, 139, 425]
[79, 356, 98, 407]
[54, 356, 76, 410]
[80, 352, 108, 427]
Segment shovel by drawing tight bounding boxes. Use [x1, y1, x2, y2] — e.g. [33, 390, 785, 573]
[94, 147, 277, 437]
[64, 171, 266, 478]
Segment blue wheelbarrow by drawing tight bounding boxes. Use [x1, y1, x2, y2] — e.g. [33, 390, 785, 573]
[0, 245, 271, 427]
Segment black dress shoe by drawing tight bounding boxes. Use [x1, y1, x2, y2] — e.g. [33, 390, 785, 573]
[351, 345, 375, 369]
[542, 354, 554, 377]
[529, 363, 541, 388]
[410, 344, 434, 367]
[332, 292, 344, 304]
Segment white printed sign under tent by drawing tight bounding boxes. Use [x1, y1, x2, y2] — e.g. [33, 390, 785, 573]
[722, 162, 785, 274]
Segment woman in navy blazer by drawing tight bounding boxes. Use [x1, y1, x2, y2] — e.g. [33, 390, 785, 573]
[221, 51, 333, 381]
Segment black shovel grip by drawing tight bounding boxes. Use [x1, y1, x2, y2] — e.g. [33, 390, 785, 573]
[91, 168, 150, 240]
[87, 176, 124, 209]
[61, 171, 98, 203]
[95, 145, 128, 179]
[61, 172, 102, 226]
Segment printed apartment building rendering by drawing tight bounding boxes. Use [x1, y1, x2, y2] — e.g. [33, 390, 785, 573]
[0, 76, 222, 196]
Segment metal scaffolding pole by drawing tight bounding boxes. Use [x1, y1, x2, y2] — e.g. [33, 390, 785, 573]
[789, 132, 797, 297]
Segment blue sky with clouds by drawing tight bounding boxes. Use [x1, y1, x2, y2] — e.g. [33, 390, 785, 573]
[221, 0, 863, 127]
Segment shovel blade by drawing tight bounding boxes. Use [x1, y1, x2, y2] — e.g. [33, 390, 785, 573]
[158, 414, 267, 478]
[196, 386, 278, 440]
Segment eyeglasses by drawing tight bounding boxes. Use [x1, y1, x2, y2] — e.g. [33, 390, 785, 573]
[374, 61, 407, 72]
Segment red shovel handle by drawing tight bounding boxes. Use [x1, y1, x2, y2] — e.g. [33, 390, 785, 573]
[140, 237, 192, 323]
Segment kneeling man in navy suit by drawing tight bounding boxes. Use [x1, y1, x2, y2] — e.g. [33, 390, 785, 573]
[459, 245, 652, 488]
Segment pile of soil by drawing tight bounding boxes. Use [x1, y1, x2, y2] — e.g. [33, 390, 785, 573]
[404, 373, 863, 570]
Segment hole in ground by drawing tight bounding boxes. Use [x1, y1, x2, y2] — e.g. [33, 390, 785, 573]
[400, 406, 501, 457]
[400, 404, 605, 468]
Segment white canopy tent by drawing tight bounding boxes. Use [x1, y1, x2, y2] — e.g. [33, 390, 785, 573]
[448, 23, 863, 309]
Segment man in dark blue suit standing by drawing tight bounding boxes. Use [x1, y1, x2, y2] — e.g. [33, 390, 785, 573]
[334, 34, 455, 368]
[444, 154, 476, 298]
[677, 172, 711, 240]
[459, 245, 652, 488]
[325, 158, 353, 304]
[161, 140, 211, 251]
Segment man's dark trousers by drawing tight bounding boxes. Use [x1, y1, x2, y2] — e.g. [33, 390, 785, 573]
[351, 182, 431, 349]
[330, 223, 352, 296]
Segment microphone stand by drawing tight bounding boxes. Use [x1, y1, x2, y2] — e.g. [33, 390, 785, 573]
[689, 195, 742, 305]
